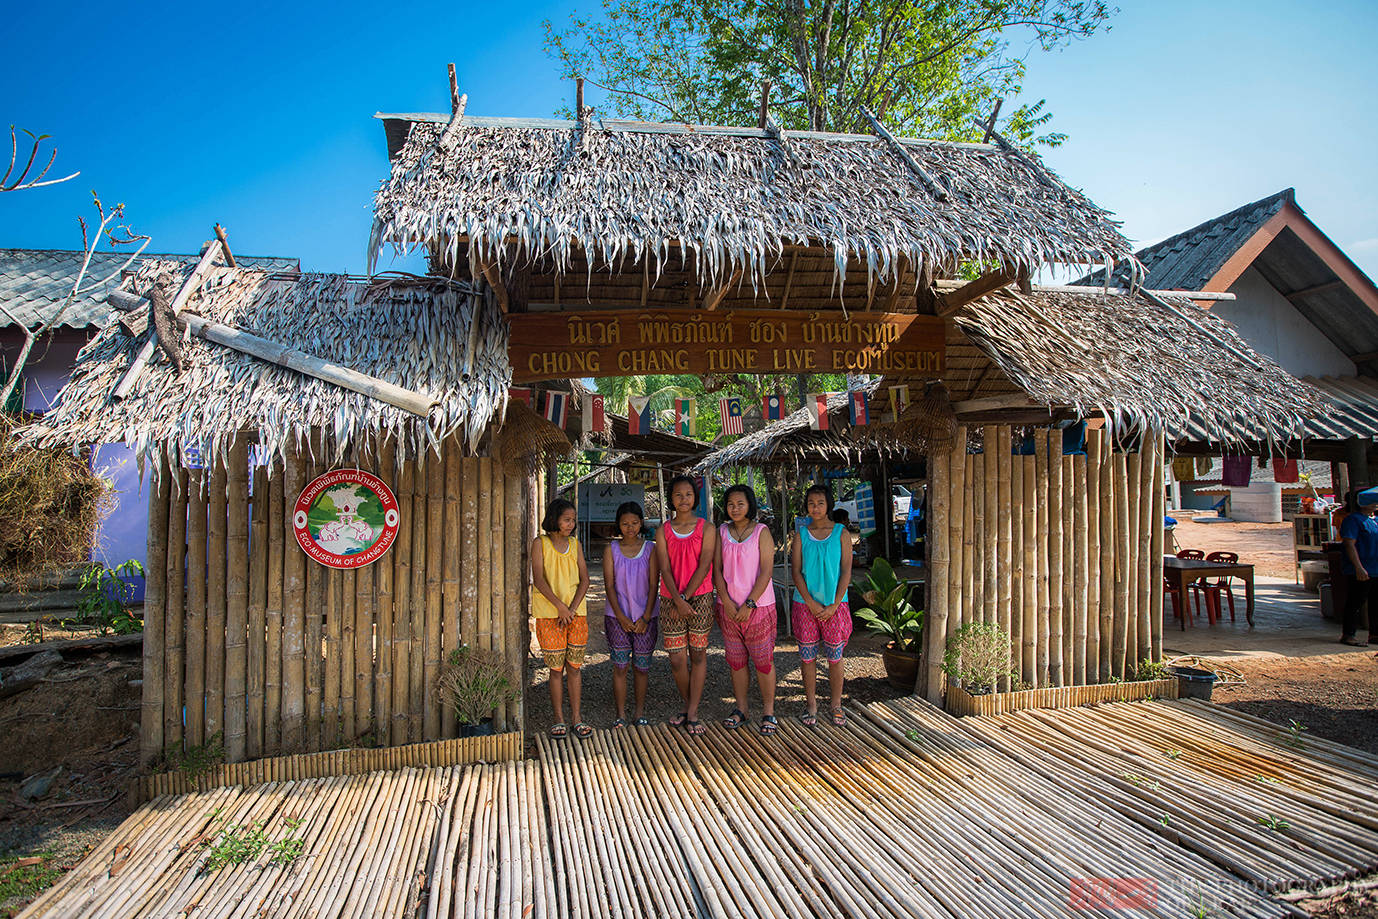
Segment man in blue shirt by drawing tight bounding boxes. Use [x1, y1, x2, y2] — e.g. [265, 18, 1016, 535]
[1339, 487, 1378, 646]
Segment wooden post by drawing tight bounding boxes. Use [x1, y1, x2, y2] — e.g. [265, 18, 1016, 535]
[1034, 429, 1051, 687]
[995, 427, 1013, 692]
[491, 458, 508, 733]
[391, 452, 415, 746]
[505, 464, 526, 728]
[164, 466, 188, 752]
[264, 463, 284, 754]
[442, 442, 462, 739]
[424, 448, 445, 739]
[354, 443, 376, 742]
[185, 468, 208, 748]
[922, 446, 950, 702]
[281, 446, 307, 751]
[1046, 431, 1063, 687]
[410, 451, 429, 741]
[1150, 435, 1166, 663]
[247, 463, 267, 758]
[1071, 452, 1089, 687]
[205, 453, 228, 742]
[1085, 430, 1103, 685]
[375, 436, 396, 745]
[224, 438, 249, 762]
[1020, 453, 1036, 686]
[1113, 450, 1131, 679]
[140, 453, 170, 766]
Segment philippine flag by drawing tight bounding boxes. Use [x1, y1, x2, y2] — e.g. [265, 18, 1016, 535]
[849, 391, 870, 426]
[583, 393, 607, 435]
[543, 391, 569, 428]
[720, 396, 744, 436]
[674, 397, 697, 436]
[627, 395, 652, 435]
[806, 393, 830, 431]
[763, 391, 785, 421]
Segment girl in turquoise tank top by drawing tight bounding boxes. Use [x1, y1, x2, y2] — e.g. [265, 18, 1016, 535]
[789, 483, 854, 727]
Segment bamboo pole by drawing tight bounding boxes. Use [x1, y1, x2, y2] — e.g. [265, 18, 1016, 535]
[1085, 430, 1103, 686]
[206, 453, 228, 743]
[141, 453, 170, 765]
[322, 539, 342, 749]
[375, 436, 396, 746]
[340, 557, 356, 743]
[460, 456, 479, 653]
[282, 445, 307, 751]
[983, 437, 998, 628]
[923, 445, 950, 703]
[246, 463, 266, 758]
[947, 429, 968, 676]
[409, 450, 429, 741]
[1021, 454, 1036, 686]
[1061, 453, 1074, 683]
[1072, 453, 1089, 687]
[1034, 429, 1050, 688]
[994, 427, 1012, 691]
[424, 446, 445, 740]
[185, 468, 209, 748]
[504, 465, 526, 729]
[225, 437, 249, 762]
[478, 459, 494, 656]
[1098, 434, 1116, 682]
[1126, 448, 1143, 675]
[164, 466, 189, 752]
[490, 458, 508, 733]
[265, 465, 284, 755]
[355, 443, 376, 742]
[963, 444, 977, 629]
[442, 441, 462, 739]
[1136, 438, 1157, 667]
[1009, 436, 1024, 688]
[303, 437, 325, 752]
[391, 451, 414, 747]
[1046, 431, 1064, 687]
[1113, 451, 1132, 680]
[1150, 435, 1166, 663]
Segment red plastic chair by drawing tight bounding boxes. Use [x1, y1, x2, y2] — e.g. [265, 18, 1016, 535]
[1204, 551, 1239, 622]
[1175, 549, 1210, 622]
[1176, 549, 1205, 560]
[1164, 575, 1188, 626]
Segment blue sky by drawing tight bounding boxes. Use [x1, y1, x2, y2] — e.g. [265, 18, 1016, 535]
[4, 0, 1376, 280]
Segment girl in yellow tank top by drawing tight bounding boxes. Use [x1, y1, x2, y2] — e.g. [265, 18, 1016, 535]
[530, 499, 591, 738]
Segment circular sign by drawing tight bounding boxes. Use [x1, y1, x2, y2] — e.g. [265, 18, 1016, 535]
[293, 468, 400, 569]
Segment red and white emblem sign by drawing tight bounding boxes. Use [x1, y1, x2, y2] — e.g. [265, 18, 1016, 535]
[293, 469, 400, 569]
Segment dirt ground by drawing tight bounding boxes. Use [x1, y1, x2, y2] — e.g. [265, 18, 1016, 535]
[1171, 515, 1298, 579]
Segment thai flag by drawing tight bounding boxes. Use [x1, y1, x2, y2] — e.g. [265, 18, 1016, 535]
[763, 391, 785, 421]
[849, 391, 870, 426]
[583, 393, 607, 434]
[720, 396, 744, 435]
[806, 393, 830, 431]
[543, 391, 568, 428]
[674, 397, 697, 436]
[628, 395, 652, 434]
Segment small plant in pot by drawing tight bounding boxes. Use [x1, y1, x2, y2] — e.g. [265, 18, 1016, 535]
[437, 645, 519, 737]
[941, 622, 1017, 696]
[853, 558, 925, 690]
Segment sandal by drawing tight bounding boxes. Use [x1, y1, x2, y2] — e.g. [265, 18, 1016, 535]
[634, 717, 651, 726]
[759, 715, 778, 736]
[685, 719, 706, 736]
[668, 711, 689, 727]
[1341, 636, 1369, 647]
[550, 723, 568, 738]
[800, 711, 818, 727]
[723, 708, 748, 730]
[831, 708, 847, 727]
[573, 722, 594, 738]
[611, 718, 626, 729]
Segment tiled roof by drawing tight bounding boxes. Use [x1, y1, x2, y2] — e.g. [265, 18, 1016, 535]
[0, 248, 300, 330]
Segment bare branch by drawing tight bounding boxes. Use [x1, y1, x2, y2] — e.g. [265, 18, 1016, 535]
[1, 127, 79, 193]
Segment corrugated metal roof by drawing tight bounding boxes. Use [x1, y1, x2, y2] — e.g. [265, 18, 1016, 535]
[0, 248, 300, 330]
[1173, 375, 1378, 443]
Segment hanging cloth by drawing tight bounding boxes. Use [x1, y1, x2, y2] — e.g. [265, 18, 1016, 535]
[1172, 457, 1196, 482]
[1222, 456, 1252, 488]
[1195, 456, 1213, 477]
[1272, 458, 1300, 483]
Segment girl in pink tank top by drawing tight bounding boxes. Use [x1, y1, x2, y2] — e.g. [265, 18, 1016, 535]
[713, 484, 778, 735]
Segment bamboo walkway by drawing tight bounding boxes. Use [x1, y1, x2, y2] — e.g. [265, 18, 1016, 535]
[25, 698, 1378, 919]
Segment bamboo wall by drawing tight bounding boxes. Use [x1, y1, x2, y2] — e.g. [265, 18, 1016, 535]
[140, 434, 530, 766]
[922, 425, 1165, 702]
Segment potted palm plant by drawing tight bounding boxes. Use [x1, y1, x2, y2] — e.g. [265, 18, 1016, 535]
[853, 558, 925, 689]
[437, 645, 519, 736]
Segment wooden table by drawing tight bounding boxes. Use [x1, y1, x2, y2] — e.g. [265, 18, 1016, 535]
[1163, 556, 1255, 629]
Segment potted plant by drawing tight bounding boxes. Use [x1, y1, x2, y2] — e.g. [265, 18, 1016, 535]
[436, 645, 519, 737]
[941, 622, 1017, 697]
[853, 558, 925, 689]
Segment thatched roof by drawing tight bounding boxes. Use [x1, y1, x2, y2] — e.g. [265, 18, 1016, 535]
[370, 114, 1136, 289]
[24, 261, 510, 467]
[696, 287, 1328, 472]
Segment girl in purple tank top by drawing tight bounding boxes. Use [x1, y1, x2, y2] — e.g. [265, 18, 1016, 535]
[601, 502, 660, 726]
[712, 484, 779, 735]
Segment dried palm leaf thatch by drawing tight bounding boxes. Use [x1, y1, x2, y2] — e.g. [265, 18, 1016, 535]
[498, 400, 573, 473]
[895, 381, 957, 451]
[0, 415, 113, 586]
[370, 116, 1137, 293]
[952, 288, 1328, 449]
[23, 261, 511, 469]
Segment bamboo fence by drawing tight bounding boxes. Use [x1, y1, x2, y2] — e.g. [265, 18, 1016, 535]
[921, 425, 1164, 700]
[36, 695, 1378, 919]
[141, 431, 530, 766]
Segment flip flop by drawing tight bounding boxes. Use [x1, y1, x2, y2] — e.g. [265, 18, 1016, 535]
[668, 711, 689, 727]
[1341, 636, 1369, 647]
[800, 711, 818, 727]
[634, 717, 651, 726]
[831, 708, 847, 727]
[759, 715, 779, 736]
[611, 718, 626, 729]
[550, 723, 568, 738]
[573, 722, 594, 738]
[723, 708, 748, 730]
[685, 719, 706, 736]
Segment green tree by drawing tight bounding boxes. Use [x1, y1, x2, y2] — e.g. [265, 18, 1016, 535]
[544, 0, 1115, 146]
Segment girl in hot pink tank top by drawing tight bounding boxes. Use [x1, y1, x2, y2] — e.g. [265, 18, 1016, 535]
[713, 484, 779, 735]
[660, 517, 713, 599]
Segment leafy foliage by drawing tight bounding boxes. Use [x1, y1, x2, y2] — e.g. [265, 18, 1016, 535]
[156, 732, 225, 780]
[438, 646, 520, 726]
[544, 0, 1115, 145]
[199, 815, 305, 875]
[0, 849, 63, 908]
[1131, 657, 1170, 682]
[72, 559, 145, 634]
[853, 557, 924, 653]
[941, 621, 1016, 694]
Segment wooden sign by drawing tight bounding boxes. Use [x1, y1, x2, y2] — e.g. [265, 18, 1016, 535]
[508, 309, 945, 383]
[293, 469, 400, 569]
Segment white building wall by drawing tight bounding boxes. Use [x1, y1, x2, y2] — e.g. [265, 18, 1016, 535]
[1213, 267, 1356, 378]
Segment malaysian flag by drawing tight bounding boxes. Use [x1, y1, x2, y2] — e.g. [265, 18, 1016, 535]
[719, 396, 744, 435]
[583, 393, 607, 435]
[674, 397, 697, 436]
[763, 391, 785, 421]
[849, 390, 870, 426]
[806, 393, 830, 431]
[627, 395, 652, 435]
[543, 391, 569, 428]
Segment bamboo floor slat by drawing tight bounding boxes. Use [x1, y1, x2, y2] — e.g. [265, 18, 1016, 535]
[30, 696, 1378, 918]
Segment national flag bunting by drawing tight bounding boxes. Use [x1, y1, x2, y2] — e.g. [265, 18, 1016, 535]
[806, 393, 830, 431]
[508, 386, 533, 408]
[849, 390, 870, 426]
[888, 384, 910, 420]
[627, 395, 652, 435]
[763, 391, 785, 421]
[543, 391, 569, 428]
[583, 393, 607, 434]
[719, 396, 744, 435]
[674, 397, 697, 436]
